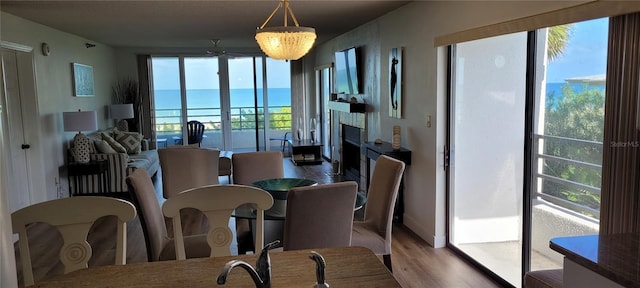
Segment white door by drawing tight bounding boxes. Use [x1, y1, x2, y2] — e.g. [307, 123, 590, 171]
[0, 48, 31, 213]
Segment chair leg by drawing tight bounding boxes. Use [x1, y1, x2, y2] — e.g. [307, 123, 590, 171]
[383, 254, 392, 272]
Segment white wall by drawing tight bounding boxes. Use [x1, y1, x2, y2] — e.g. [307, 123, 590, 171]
[312, 1, 588, 247]
[1, 12, 118, 200]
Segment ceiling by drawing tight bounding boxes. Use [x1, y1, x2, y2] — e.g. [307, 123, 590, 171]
[1, 1, 411, 54]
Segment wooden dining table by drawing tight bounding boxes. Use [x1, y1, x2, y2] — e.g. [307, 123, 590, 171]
[30, 246, 401, 287]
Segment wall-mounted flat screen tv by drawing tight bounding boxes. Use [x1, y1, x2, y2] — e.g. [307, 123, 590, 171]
[334, 47, 360, 95]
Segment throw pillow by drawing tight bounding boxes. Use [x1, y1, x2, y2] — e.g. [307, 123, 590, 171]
[94, 139, 117, 154]
[113, 129, 142, 154]
[101, 132, 127, 153]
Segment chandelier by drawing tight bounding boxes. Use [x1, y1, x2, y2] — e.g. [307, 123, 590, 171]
[255, 0, 316, 61]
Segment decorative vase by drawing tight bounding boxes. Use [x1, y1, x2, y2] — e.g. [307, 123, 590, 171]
[392, 125, 401, 150]
[296, 117, 303, 141]
[309, 117, 317, 143]
[72, 132, 92, 163]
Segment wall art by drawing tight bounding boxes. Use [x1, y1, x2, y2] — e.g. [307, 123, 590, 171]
[72, 63, 95, 97]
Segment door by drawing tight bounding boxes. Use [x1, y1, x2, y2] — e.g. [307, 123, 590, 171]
[151, 56, 292, 152]
[317, 66, 332, 159]
[1, 48, 32, 212]
[448, 32, 528, 287]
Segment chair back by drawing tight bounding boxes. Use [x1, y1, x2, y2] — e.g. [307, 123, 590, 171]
[364, 155, 405, 241]
[161, 184, 273, 260]
[232, 151, 284, 185]
[159, 146, 220, 198]
[126, 168, 169, 262]
[11, 196, 136, 286]
[187, 120, 205, 146]
[284, 181, 358, 251]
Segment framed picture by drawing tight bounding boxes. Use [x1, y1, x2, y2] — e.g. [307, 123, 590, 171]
[389, 47, 403, 118]
[71, 63, 95, 97]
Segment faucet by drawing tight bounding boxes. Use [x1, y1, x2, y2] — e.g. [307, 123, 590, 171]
[309, 251, 329, 288]
[216, 240, 280, 288]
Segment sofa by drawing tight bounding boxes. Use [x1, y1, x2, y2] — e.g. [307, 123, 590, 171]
[68, 128, 159, 197]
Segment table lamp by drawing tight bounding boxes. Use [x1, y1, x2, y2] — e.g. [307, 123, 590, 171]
[63, 110, 97, 163]
[109, 103, 134, 131]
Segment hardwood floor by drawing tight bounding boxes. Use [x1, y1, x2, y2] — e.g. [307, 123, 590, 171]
[14, 157, 501, 287]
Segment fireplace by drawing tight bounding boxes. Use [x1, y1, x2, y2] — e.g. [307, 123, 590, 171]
[342, 125, 361, 183]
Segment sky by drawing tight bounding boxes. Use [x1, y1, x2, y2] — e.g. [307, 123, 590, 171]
[546, 17, 608, 83]
[151, 57, 291, 90]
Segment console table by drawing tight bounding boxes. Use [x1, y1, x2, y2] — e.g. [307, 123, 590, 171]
[362, 141, 411, 223]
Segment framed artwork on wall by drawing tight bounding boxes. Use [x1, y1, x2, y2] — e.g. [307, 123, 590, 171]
[71, 63, 95, 97]
[389, 47, 403, 118]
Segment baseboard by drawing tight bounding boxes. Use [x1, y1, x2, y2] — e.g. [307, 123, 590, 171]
[402, 214, 446, 248]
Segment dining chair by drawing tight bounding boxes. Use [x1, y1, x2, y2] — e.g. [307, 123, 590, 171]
[232, 150, 284, 253]
[351, 155, 405, 272]
[232, 151, 284, 185]
[158, 146, 220, 199]
[126, 168, 211, 261]
[161, 184, 274, 260]
[283, 181, 358, 251]
[11, 196, 137, 286]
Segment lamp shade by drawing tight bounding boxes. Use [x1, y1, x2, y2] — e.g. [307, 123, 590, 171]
[63, 110, 97, 132]
[255, 0, 316, 61]
[255, 26, 316, 60]
[109, 103, 134, 119]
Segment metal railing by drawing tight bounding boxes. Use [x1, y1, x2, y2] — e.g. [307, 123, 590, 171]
[532, 134, 602, 219]
[154, 106, 292, 136]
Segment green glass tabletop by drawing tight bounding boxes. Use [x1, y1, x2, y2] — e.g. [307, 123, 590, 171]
[252, 178, 318, 200]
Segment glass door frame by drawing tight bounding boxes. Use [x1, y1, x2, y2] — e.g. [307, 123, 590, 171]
[445, 31, 536, 287]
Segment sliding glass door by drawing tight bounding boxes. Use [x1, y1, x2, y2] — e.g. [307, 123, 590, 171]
[151, 56, 291, 152]
[447, 18, 606, 287]
[448, 32, 528, 287]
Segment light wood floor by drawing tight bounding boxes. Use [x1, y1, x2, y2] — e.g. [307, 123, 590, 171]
[14, 158, 501, 287]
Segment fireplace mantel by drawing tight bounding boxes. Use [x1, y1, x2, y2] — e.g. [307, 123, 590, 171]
[327, 101, 366, 113]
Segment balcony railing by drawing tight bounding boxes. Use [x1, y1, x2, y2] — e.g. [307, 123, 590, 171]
[533, 134, 602, 219]
[154, 106, 292, 136]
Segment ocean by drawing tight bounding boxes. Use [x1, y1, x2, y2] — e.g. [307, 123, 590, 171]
[154, 83, 603, 121]
[154, 88, 292, 124]
[154, 88, 292, 109]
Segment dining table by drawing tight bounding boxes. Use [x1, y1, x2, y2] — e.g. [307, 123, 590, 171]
[29, 246, 401, 287]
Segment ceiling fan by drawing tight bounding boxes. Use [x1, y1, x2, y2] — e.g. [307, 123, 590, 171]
[204, 39, 259, 58]
[206, 39, 228, 56]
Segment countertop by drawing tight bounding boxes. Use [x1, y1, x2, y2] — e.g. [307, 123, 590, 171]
[550, 233, 640, 288]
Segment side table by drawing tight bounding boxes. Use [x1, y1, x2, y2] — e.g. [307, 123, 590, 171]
[288, 139, 323, 165]
[68, 159, 109, 196]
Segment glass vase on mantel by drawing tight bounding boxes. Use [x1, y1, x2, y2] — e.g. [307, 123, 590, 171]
[309, 117, 317, 143]
[296, 117, 303, 141]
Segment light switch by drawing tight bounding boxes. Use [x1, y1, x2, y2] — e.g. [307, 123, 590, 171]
[426, 115, 432, 128]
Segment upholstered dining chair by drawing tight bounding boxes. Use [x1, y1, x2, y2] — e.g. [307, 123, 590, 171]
[11, 196, 137, 286]
[161, 184, 273, 260]
[231, 150, 284, 253]
[351, 155, 405, 272]
[283, 181, 358, 251]
[232, 151, 284, 185]
[158, 146, 220, 199]
[126, 169, 211, 262]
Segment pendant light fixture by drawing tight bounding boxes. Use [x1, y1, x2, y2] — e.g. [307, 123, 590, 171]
[255, 0, 316, 61]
